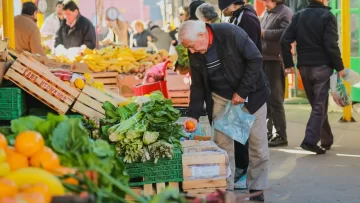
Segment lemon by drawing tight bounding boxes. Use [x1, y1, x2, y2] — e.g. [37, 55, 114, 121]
[0, 149, 6, 164]
[74, 78, 85, 90]
[0, 162, 10, 176]
[83, 73, 92, 81]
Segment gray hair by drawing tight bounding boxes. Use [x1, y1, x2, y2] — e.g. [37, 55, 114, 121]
[195, 3, 219, 23]
[178, 20, 207, 43]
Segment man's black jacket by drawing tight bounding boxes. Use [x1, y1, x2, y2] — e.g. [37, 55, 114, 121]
[188, 23, 270, 123]
[55, 15, 96, 49]
[280, 2, 344, 71]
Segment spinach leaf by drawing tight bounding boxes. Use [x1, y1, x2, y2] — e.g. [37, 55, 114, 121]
[11, 116, 44, 134]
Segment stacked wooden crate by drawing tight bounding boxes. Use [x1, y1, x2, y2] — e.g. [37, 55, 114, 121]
[181, 140, 227, 197]
[4, 52, 80, 114]
[166, 70, 190, 106]
[90, 72, 120, 94]
[72, 85, 129, 119]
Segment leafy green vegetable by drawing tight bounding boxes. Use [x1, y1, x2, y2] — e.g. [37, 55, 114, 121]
[10, 116, 44, 134]
[175, 44, 190, 67]
[143, 131, 159, 145]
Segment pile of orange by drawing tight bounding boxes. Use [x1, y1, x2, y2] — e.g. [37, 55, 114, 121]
[0, 179, 50, 203]
[0, 131, 60, 174]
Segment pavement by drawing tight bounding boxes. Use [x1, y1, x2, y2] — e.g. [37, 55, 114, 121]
[262, 104, 360, 203]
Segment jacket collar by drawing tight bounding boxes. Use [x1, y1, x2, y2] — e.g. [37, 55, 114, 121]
[307, 2, 331, 10]
[66, 14, 81, 28]
[267, 4, 283, 13]
[21, 14, 37, 23]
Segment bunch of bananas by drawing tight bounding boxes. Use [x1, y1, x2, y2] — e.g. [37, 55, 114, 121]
[51, 46, 171, 74]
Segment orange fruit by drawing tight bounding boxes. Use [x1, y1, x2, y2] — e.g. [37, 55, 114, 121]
[6, 150, 29, 171]
[15, 131, 44, 157]
[74, 78, 85, 89]
[16, 192, 47, 203]
[185, 120, 196, 129]
[0, 178, 18, 197]
[30, 147, 60, 171]
[20, 184, 51, 203]
[5, 147, 15, 154]
[0, 134, 7, 150]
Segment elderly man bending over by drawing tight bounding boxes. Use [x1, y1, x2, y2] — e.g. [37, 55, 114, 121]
[180, 20, 270, 201]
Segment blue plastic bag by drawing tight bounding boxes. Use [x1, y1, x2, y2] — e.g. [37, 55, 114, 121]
[214, 102, 255, 145]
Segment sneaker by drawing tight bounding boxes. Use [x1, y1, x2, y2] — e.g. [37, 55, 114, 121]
[249, 190, 264, 202]
[269, 136, 288, 147]
[321, 145, 332, 150]
[267, 132, 273, 141]
[300, 143, 326, 154]
[234, 174, 247, 190]
[234, 168, 245, 183]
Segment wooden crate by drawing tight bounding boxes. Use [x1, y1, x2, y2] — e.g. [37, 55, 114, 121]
[181, 140, 227, 193]
[32, 55, 90, 73]
[72, 85, 128, 119]
[90, 72, 119, 94]
[118, 74, 142, 97]
[166, 70, 190, 91]
[4, 53, 80, 114]
[126, 182, 179, 202]
[169, 90, 190, 106]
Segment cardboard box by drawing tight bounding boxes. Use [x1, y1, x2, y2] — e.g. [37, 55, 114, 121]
[33, 55, 90, 73]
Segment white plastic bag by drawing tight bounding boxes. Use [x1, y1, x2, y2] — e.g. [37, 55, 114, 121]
[330, 69, 360, 107]
[214, 102, 255, 145]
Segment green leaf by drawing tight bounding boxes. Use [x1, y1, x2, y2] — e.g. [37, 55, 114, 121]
[10, 116, 45, 134]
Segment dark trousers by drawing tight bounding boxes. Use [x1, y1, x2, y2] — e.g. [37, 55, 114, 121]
[299, 65, 334, 146]
[235, 141, 249, 171]
[263, 61, 287, 139]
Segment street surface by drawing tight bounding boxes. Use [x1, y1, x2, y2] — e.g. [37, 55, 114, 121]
[262, 104, 360, 203]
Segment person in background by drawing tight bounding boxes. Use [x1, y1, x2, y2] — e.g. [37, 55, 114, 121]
[130, 20, 152, 48]
[260, 0, 293, 147]
[40, 1, 64, 51]
[219, 0, 261, 190]
[14, 2, 45, 56]
[179, 6, 190, 23]
[220, 0, 262, 52]
[150, 25, 172, 51]
[281, 0, 346, 154]
[100, 15, 129, 46]
[189, 1, 205, 20]
[180, 20, 269, 201]
[55, 0, 96, 49]
[195, 3, 221, 24]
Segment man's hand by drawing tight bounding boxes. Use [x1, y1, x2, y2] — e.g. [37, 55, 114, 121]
[183, 117, 198, 133]
[338, 69, 347, 79]
[285, 67, 295, 74]
[232, 93, 245, 105]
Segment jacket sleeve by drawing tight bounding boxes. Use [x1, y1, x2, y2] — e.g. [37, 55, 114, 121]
[263, 10, 293, 41]
[54, 25, 63, 49]
[83, 22, 97, 49]
[30, 29, 46, 56]
[187, 60, 205, 121]
[234, 27, 263, 99]
[323, 13, 345, 71]
[40, 16, 53, 37]
[240, 14, 261, 50]
[280, 13, 299, 68]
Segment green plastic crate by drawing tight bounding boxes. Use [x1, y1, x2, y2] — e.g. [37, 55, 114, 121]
[352, 86, 360, 102]
[0, 88, 27, 120]
[125, 148, 183, 186]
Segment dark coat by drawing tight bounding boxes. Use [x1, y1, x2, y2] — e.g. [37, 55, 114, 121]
[280, 2, 344, 71]
[188, 23, 270, 123]
[260, 4, 293, 61]
[55, 15, 96, 49]
[230, 4, 262, 53]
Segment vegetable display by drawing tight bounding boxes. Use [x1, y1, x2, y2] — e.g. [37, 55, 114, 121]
[101, 91, 186, 164]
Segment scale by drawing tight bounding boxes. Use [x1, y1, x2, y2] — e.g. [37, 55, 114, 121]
[106, 7, 120, 21]
[37, 0, 48, 13]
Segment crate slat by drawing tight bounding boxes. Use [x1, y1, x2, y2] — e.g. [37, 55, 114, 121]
[5, 68, 70, 114]
[72, 85, 129, 119]
[182, 179, 227, 190]
[126, 182, 179, 201]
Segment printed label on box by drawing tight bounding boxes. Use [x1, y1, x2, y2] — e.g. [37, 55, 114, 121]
[191, 165, 220, 178]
